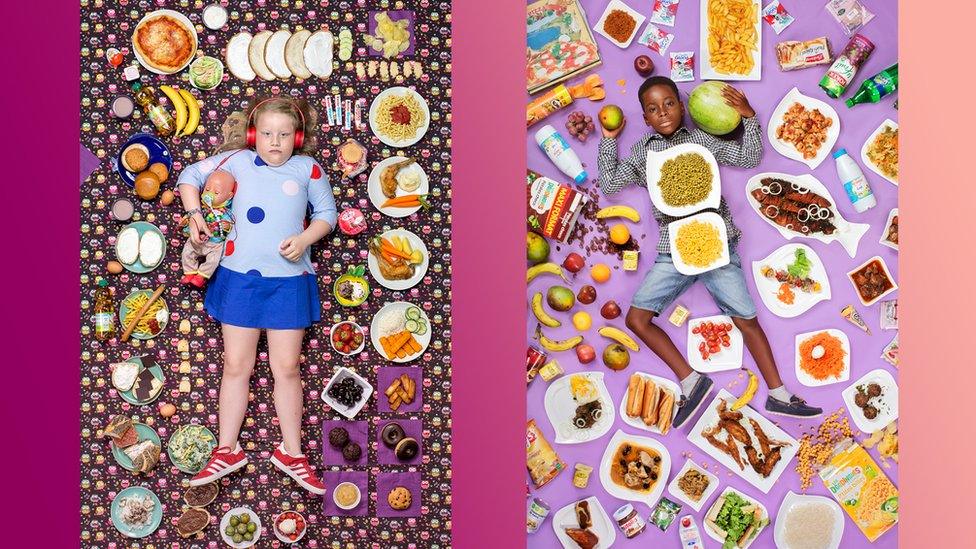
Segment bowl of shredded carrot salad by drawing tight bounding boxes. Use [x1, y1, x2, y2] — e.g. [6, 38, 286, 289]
[794, 329, 850, 387]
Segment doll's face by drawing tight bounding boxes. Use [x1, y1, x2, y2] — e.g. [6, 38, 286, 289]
[254, 111, 298, 166]
[202, 170, 236, 207]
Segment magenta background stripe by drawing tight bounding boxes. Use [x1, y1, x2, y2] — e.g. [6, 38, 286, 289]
[451, 0, 527, 547]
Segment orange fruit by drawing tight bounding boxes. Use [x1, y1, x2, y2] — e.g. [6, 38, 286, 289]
[591, 263, 611, 283]
[572, 311, 592, 331]
[609, 223, 630, 245]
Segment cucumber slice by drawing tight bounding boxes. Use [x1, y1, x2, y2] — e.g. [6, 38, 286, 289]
[405, 319, 419, 333]
[414, 322, 428, 335]
[405, 306, 421, 320]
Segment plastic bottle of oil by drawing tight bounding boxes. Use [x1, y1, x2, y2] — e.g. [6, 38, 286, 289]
[132, 82, 175, 136]
[94, 278, 116, 341]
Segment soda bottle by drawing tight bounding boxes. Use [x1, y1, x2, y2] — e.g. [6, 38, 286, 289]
[94, 278, 116, 341]
[846, 63, 898, 107]
[132, 82, 176, 136]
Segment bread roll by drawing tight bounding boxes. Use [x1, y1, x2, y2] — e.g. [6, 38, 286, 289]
[641, 378, 659, 426]
[657, 389, 676, 434]
[626, 374, 643, 417]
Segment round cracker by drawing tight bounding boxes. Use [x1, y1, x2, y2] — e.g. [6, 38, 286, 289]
[284, 29, 313, 80]
[248, 30, 276, 81]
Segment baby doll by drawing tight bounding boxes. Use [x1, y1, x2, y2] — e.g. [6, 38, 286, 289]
[180, 169, 236, 288]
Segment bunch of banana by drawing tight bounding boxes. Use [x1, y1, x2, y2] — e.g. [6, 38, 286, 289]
[598, 326, 640, 352]
[389, 234, 424, 264]
[535, 324, 583, 352]
[596, 205, 641, 222]
[530, 293, 561, 328]
[527, 262, 569, 284]
[730, 369, 758, 411]
[159, 85, 201, 138]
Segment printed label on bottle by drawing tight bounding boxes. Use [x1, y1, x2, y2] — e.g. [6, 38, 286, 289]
[843, 176, 872, 204]
[95, 312, 114, 331]
[539, 133, 569, 159]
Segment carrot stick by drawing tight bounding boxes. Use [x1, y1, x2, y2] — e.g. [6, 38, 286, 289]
[381, 244, 412, 260]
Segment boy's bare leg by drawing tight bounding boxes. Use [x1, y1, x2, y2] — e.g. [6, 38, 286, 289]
[731, 316, 783, 389]
[625, 307, 695, 381]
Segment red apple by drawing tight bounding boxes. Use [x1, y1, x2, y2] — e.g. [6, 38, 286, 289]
[575, 343, 596, 364]
[563, 252, 585, 273]
[601, 300, 622, 319]
[634, 55, 654, 77]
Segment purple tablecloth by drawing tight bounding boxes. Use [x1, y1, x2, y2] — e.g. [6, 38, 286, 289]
[526, 1, 898, 547]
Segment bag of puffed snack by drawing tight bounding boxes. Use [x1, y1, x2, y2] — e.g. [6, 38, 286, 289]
[825, 0, 875, 36]
[527, 419, 566, 488]
[670, 52, 694, 82]
[775, 37, 832, 71]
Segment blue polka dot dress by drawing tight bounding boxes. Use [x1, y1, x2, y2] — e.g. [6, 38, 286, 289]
[177, 149, 338, 329]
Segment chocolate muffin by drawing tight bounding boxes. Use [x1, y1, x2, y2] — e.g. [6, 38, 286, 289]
[329, 426, 350, 449]
[381, 422, 406, 449]
[342, 442, 362, 461]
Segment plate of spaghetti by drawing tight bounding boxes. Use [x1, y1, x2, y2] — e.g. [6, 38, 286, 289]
[369, 87, 430, 148]
[794, 329, 850, 387]
[120, 289, 169, 340]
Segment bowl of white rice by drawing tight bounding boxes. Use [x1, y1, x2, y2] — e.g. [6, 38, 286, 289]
[774, 491, 845, 549]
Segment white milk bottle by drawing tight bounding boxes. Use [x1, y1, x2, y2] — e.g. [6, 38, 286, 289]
[535, 124, 587, 184]
[833, 149, 876, 213]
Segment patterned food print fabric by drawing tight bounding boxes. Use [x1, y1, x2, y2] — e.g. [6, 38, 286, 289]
[79, 1, 452, 546]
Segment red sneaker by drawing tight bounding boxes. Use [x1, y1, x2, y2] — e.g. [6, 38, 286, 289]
[189, 444, 248, 487]
[270, 443, 326, 495]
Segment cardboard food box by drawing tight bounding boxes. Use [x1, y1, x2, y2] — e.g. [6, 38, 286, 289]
[527, 170, 589, 242]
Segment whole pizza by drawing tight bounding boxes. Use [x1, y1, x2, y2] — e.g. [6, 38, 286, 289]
[132, 12, 197, 74]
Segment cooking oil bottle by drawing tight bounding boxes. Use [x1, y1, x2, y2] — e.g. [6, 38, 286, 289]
[132, 82, 175, 137]
[94, 278, 116, 341]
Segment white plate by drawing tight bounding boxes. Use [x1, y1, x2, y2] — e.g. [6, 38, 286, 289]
[879, 208, 898, 251]
[367, 156, 430, 218]
[370, 301, 432, 363]
[617, 372, 680, 435]
[841, 368, 899, 433]
[846, 256, 898, 307]
[367, 228, 430, 290]
[794, 329, 850, 387]
[645, 143, 722, 217]
[369, 87, 430, 148]
[666, 459, 720, 513]
[752, 243, 831, 318]
[703, 487, 769, 549]
[773, 491, 845, 549]
[860, 119, 898, 186]
[667, 212, 730, 275]
[599, 429, 671, 509]
[545, 372, 615, 444]
[219, 507, 263, 548]
[687, 315, 743, 373]
[551, 496, 617, 549]
[131, 10, 198, 75]
[321, 367, 374, 419]
[767, 87, 840, 169]
[699, 0, 762, 81]
[592, 0, 646, 49]
[687, 390, 798, 493]
[745, 172, 869, 258]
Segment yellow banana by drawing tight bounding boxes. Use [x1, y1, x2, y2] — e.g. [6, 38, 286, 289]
[596, 205, 641, 222]
[538, 332, 584, 352]
[527, 262, 569, 284]
[531, 293, 561, 328]
[159, 85, 188, 135]
[730, 369, 759, 411]
[178, 88, 200, 137]
[598, 326, 640, 352]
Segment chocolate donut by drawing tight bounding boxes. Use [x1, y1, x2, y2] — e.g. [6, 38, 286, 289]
[328, 426, 350, 449]
[381, 422, 406, 449]
[342, 441, 362, 461]
[395, 437, 420, 461]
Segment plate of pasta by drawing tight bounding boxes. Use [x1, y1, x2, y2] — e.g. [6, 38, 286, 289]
[667, 212, 730, 275]
[369, 87, 430, 148]
[120, 289, 169, 340]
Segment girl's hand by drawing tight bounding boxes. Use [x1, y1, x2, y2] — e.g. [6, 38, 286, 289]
[601, 118, 626, 139]
[189, 213, 212, 251]
[722, 85, 756, 118]
[279, 235, 308, 262]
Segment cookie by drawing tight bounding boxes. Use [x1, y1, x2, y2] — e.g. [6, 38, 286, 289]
[342, 441, 362, 461]
[387, 486, 412, 510]
[328, 426, 350, 449]
[394, 437, 420, 461]
[381, 422, 406, 448]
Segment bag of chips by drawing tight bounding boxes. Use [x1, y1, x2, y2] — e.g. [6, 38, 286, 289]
[526, 419, 566, 488]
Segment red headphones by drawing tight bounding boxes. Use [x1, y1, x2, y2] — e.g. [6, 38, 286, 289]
[245, 97, 306, 149]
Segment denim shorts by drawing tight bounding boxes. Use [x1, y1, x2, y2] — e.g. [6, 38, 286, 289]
[631, 252, 757, 319]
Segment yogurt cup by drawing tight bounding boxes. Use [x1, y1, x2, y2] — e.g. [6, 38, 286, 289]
[202, 4, 228, 30]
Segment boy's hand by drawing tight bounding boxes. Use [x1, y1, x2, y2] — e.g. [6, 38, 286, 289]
[279, 235, 308, 262]
[600, 118, 626, 139]
[722, 85, 756, 118]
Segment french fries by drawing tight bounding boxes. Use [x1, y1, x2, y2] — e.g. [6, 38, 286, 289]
[707, 0, 758, 75]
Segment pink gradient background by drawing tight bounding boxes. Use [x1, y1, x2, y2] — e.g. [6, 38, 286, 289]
[0, 1, 970, 546]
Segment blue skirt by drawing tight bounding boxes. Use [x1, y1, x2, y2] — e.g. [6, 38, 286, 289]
[205, 266, 321, 329]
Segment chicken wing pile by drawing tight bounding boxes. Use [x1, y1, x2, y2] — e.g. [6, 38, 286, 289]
[701, 399, 791, 478]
